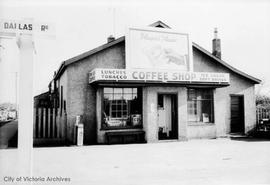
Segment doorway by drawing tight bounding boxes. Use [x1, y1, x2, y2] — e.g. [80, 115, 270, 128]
[230, 95, 245, 133]
[157, 94, 178, 140]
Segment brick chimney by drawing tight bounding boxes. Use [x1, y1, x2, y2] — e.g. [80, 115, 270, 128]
[212, 28, 221, 59]
[107, 35, 115, 43]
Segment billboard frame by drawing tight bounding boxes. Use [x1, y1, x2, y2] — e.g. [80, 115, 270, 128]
[126, 26, 194, 71]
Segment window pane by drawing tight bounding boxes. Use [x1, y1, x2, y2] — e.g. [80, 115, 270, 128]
[114, 88, 122, 94]
[104, 88, 113, 93]
[132, 88, 137, 94]
[123, 88, 132, 94]
[104, 101, 110, 115]
[188, 89, 196, 100]
[201, 100, 212, 122]
[114, 94, 123, 100]
[132, 94, 137, 99]
[201, 90, 212, 99]
[187, 89, 214, 123]
[123, 93, 133, 100]
[116, 111, 121, 118]
[187, 100, 198, 121]
[112, 112, 116, 117]
[104, 93, 113, 100]
[103, 87, 142, 128]
[112, 104, 117, 110]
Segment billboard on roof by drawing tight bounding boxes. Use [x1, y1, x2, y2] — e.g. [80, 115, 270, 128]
[126, 27, 193, 71]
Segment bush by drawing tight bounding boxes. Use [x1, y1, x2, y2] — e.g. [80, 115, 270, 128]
[256, 95, 270, 109]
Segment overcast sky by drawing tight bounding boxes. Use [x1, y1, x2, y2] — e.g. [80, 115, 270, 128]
[0, 0, 270, 103]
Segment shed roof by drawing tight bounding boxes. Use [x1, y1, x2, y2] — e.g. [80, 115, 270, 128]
[54, 36, 261, 84]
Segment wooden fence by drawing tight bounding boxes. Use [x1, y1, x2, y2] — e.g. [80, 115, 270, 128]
[256, 107, 270, 124]
[33, 108, 67, 146]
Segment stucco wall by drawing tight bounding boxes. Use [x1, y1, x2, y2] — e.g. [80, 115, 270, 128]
[64, 42, 125, 144]
[191, 47, 256, 138]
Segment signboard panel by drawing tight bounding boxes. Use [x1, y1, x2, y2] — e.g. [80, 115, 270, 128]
[89, 68, 230, 84]
[126, 27, 192, 71]
[0, 19, 55, 37]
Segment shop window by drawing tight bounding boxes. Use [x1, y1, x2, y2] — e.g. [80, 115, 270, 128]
[187, 89, 214, 124]
[102, 87, 142, 129]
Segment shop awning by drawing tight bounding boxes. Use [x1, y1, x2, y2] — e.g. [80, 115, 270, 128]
[89, 68, 230, 87]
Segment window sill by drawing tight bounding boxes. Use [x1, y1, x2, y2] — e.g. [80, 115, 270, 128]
[188, 122, 215, 126]
[101, 125, 143, 131]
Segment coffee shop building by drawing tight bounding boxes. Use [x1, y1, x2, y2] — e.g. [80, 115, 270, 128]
[45, 21, 260, 145]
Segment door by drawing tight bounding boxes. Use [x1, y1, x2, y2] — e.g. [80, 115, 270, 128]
[230, 95, 245, 133]
[157, 94, 178, 140]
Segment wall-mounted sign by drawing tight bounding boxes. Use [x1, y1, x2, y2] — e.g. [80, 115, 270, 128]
[126, 27, 193, 71]
[89, 68, 230, 84]
[0, 19, 55, 37]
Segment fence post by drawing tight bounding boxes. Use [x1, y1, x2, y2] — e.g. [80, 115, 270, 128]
[56, 110, 60, 138]
[38, 108, 42, 138]
[33, 108, 36, 138]
[63, 112, 67, 141]
[43, 108, 46, 138]
[52, 108, 55, 138]
[48, 108, 51, 138]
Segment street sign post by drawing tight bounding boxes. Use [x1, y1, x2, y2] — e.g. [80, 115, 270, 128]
[0, 18, 54, 182]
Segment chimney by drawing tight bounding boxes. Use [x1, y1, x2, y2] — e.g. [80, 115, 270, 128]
[107, 35, 115, 43]
[212, 28, 221, 59]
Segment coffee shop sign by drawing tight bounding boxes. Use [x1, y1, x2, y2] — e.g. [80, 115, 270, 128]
[89, 68, 230, 84]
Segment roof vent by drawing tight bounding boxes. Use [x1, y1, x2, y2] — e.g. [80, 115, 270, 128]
[107, 35, 115, 43]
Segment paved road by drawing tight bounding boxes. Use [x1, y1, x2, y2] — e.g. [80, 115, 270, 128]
[0, 121, 10, 128]
[0, 120, 18, 149]
[0, 139, 270, 185]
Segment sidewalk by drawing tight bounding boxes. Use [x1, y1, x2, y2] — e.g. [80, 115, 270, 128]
[0, 139, 270, 185]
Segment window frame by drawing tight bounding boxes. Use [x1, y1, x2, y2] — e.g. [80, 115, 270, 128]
[101, 87, 143, 130]
[187, 88, 215, 125]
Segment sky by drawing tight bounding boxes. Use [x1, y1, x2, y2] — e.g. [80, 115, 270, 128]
[0, 0, 270, 103]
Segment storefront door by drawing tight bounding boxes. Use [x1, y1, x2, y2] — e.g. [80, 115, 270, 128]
[158, 94, 178, 140]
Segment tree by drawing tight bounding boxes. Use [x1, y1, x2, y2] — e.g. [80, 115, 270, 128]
[256, 94, 270, 109]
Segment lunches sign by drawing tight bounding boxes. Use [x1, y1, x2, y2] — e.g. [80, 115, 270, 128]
[89, 68, 230, 84]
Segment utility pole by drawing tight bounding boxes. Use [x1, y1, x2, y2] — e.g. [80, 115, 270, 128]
[0, 38, 4, 62]
[15, 71, 18, 119]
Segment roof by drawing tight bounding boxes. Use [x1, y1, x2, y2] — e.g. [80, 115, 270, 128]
[149, 21, 171, 28]
[34, 91, 50, 99]
[54, 36, 261, 84]
[54, 36, 125, 79]
[192, 42, 261, 84]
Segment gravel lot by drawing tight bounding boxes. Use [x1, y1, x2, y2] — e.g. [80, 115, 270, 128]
[1, 138, 270, 185]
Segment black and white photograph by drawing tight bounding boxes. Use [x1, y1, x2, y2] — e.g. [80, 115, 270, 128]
[0, 0, 270, 184]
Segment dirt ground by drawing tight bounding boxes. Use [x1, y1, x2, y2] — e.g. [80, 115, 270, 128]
[1, 138, 270, 185]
